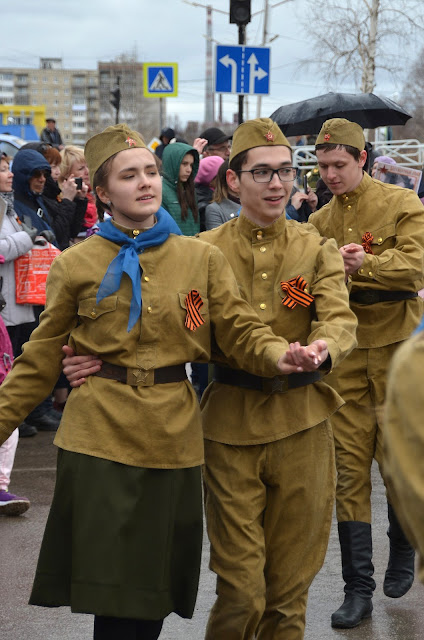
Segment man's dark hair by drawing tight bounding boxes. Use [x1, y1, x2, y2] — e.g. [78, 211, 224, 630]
[315, 143, 362, 161]
[229, 150, 249, 173]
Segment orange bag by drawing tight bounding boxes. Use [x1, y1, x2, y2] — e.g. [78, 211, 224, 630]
[15, 242, 61, 305]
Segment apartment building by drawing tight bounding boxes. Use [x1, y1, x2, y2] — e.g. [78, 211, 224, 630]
[0, 56, 161, 145]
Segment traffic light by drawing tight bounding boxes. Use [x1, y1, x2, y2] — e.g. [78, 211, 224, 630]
[110, 87, 121, 112]
[230, 0, 251, 26]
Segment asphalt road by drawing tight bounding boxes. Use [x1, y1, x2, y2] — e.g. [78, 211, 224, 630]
[1, 432, 423, 639]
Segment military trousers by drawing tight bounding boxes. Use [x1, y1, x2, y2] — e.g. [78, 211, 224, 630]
[203, 420, 335, 640]
[326, 343, 400, 523]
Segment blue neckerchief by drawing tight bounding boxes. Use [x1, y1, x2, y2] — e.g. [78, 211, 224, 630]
[96, 207, 182, 332]
[413, 313, 424, 335]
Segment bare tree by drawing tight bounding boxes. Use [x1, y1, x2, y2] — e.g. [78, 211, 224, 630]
[303, 0, 424, 93]
[396, 46, 424, 141]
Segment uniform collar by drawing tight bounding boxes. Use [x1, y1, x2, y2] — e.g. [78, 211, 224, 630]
[111, 218, 157, 238]
[336, 171, 372, 205]
[237, 210, 286, 243]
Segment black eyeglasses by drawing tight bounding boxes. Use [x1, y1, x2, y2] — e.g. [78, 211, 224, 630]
[238, 167, 297, 183]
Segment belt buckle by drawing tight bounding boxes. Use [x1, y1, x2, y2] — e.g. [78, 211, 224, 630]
[263, 376, 289, 394]
[127, 368, 154, 387]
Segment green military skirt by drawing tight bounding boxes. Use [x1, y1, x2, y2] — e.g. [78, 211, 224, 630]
[29, 449, 203, 620]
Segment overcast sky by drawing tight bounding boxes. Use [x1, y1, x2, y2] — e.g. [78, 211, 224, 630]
[2, 0, 415, 128]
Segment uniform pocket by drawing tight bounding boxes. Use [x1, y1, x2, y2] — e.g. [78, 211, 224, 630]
[367, 223, 396, 253]
[78, 295, 118, 320]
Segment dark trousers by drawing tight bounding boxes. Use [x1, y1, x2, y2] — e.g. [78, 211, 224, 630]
[94, 616, 164, 639]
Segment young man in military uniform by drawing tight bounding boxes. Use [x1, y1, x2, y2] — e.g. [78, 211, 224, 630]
[197, 118, 357, 640]
[308, 118, 424, 629]
[62, 118, 357, 639]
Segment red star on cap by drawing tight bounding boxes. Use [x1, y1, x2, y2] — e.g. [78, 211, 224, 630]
[324, 133, 330, 141]
[265, 131, 274, 142]
[126, 137, 137, 147]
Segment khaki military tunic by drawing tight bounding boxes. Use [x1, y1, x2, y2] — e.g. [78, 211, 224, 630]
[308, 172, 424, 523]
[201, 213, 358, 444]
[308, 172, 424, 348]
[0, 226, 289, 468]
[199, 213, 357, 640]
[384, 326, 424, 583]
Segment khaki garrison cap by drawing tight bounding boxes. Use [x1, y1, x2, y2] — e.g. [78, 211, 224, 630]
[229, 117, 291, 162]
[316, 118, 365, 152]
[85, 123, 146, 186]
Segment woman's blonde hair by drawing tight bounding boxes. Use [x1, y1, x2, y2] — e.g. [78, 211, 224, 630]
[59, 145, 86, 184]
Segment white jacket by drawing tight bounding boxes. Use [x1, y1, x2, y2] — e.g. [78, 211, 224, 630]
[0, 197, 35, 326]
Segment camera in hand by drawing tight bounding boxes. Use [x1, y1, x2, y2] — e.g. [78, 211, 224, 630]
[74, 177, 83, 189]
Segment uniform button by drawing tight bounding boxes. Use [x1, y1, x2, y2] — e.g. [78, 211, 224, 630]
[260, 246, 266, 253]
[133, 229, 140, 236]
[348, 227, 352, 232]
[368, 271, 373, 277]
[359, 268, 364, 274]
[378, 237, 383, 244]
[261, 272, 268, 280]
[344, 195, 348, 200]
[259, 303, 266, 310]
[144, 276, 150, 282]
[90, 311, 97, 318]
[256, 231, 263, 240]
[347, 205, 351, 210]
[147, 306, 153, 313]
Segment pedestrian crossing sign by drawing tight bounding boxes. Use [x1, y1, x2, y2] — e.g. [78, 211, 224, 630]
[144, 63, 178, 98]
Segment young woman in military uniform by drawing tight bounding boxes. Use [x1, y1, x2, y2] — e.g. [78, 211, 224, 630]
[0, 124, 326, 640]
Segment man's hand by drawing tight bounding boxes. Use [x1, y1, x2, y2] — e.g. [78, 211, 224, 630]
[62, 345, 102, 387]
[277, 340, 328, 374]
[340, 243, 366, 275]
[192, 137, 208, 155]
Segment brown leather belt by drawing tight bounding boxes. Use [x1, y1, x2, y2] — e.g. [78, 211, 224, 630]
[94, 362, 187, 387]
[350, 290, 418, 305]
[214, 365, 322, 394]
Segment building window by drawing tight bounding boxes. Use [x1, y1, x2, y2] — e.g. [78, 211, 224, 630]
[43, 89, 48, 94]
[43, 77, 48, 83]
[64, 89, 69, 95]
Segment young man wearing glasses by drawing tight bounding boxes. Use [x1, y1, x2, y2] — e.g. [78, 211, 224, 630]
[199, 118, 357, 639]
[62, 118, 357, 639]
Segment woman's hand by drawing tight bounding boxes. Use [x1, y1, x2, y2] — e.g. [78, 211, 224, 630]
[61, 175, 78, 201]
[62, 345, 102, 387]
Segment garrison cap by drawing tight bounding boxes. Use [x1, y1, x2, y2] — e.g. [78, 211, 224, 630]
[316, 118, 365, 152]
[229, 117, 291, 163]
[85, 123, 146, 186]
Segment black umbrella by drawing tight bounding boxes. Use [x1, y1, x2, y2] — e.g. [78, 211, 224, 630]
[270, 92, 412, 136]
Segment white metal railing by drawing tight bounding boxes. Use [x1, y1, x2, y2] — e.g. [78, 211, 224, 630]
[293, 140, 424, 171]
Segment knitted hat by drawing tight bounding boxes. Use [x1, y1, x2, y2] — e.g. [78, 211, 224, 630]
[194, 156, 225, 185]
[373, 155, 396, 166]
[85, 123, 146, 186]
[229, 118, 291, 163]
[316, 118, 365, 151]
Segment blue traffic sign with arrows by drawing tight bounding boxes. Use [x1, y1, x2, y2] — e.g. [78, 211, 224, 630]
[215, 45, 270, 95]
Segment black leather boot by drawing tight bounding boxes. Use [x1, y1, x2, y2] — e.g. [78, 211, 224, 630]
[383, 503, 415, 598]
[331, 521, 375, 629]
